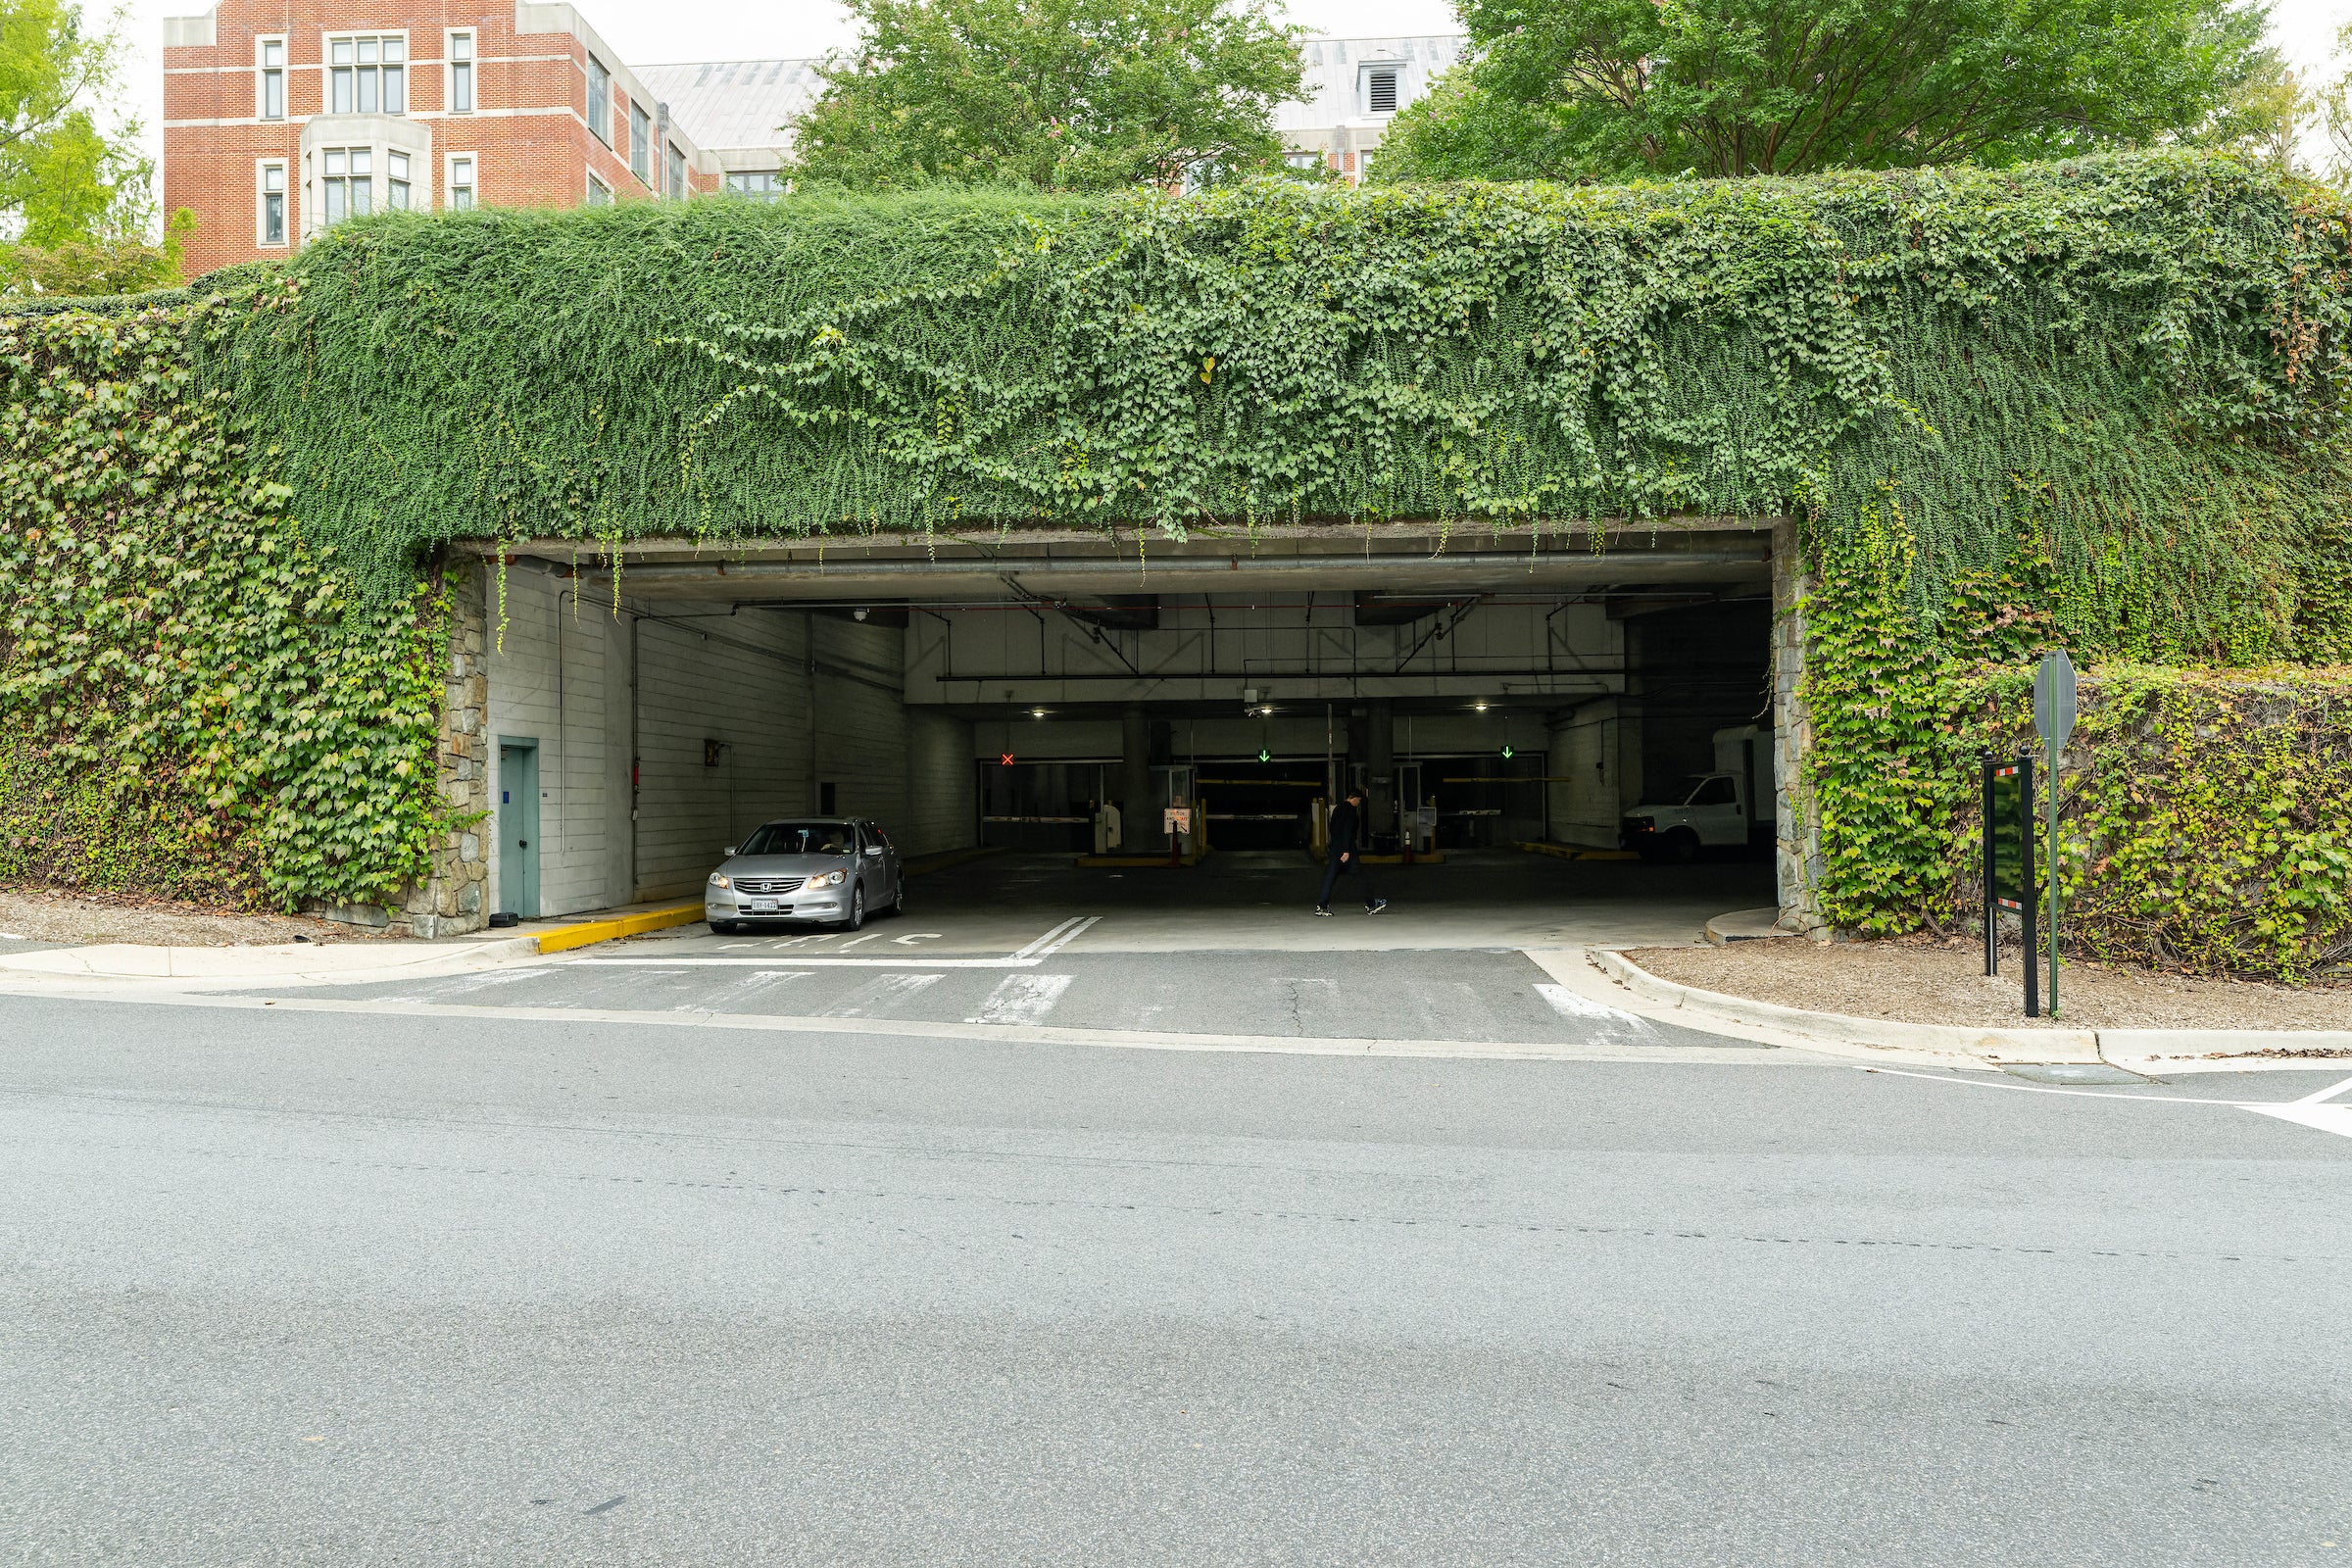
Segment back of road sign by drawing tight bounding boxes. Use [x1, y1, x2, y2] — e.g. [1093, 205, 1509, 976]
[2034, 650, 2078, 751]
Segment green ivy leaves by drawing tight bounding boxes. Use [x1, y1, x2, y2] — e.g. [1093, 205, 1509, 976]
[1, 305, 454, 912]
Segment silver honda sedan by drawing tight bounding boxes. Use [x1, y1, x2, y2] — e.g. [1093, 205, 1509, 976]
[705, 817, 905, 933]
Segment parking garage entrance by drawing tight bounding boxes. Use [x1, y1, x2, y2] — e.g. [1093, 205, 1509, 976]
[467, 520, 1788, 949]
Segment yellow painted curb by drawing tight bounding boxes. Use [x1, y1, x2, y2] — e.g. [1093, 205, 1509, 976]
[535, 902, 704, 956]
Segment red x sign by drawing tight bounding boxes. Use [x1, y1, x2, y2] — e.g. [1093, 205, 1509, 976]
[1000, 753, 1015, 766]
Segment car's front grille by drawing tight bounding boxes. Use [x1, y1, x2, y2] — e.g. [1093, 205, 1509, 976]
[734, 877, 805, 895]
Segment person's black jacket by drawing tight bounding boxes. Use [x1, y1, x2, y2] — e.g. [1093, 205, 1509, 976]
[1328, 800, 1363, 861]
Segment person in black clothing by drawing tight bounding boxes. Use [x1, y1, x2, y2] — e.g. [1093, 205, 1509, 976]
[1316, 789, 1389, 915]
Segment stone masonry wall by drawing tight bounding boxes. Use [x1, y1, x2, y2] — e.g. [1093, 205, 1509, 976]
[1769, 517, 1828, 938]
[409, 565, 493, 937]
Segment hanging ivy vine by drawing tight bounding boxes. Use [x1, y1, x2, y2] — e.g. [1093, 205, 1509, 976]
[196, 152, 2352, 668]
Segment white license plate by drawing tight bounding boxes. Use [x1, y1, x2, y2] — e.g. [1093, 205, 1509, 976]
[750, 899, 781, 913]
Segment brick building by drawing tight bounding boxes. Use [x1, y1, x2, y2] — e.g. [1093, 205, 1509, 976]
[163, 1, 1464, 276]
[162, 1, 726, 275]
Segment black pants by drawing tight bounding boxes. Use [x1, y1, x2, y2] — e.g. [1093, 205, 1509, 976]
[1318, 850, 1381, 908]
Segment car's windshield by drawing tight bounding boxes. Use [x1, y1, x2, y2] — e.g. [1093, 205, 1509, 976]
[738, 821, 855, 857]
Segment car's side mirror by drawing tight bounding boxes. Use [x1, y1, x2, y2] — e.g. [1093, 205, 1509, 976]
[866, 845, 884, 857]
[724, 846, 739, 858]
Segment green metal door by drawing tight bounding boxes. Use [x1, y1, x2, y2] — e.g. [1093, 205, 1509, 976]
[498, 739, 540, 918]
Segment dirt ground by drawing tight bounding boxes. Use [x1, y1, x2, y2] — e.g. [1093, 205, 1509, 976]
[1629, 934, 2352, 1032]
[0, 889, 395, 949]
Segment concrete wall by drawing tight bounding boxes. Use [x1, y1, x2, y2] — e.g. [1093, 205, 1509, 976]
[632, 610, 812, 902]
[477, 583, 978, 919]
[483, 566, 637, 917]
[904, 708, 978, 854]
[1546, 699, 1625, 849]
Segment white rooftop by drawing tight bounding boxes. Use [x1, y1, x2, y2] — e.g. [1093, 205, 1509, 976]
[637, 58, 826, 154]
[640, 36, 1468, 158]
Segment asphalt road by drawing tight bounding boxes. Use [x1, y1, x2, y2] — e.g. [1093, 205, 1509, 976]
[259, 945, 1744, 1050]
[3, 989, 2348, 1566]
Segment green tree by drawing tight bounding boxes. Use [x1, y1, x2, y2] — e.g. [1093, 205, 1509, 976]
[787, 0, 1307, 190]
[1, 0, 152, 243]
[0, 210, 191, 300]
[1376, 0, 2273, 183]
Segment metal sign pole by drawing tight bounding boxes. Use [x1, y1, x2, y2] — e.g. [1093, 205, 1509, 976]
[2046, 731, 2061, 1020]
[2032, 651, 2077, 1021]
[2020, 754, 2037, 1018]
[1981, 755, 1998, 977]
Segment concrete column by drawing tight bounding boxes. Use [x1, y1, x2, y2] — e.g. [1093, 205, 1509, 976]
[1366, 698, 1396, 840]
[1120, 704, 1152, 849]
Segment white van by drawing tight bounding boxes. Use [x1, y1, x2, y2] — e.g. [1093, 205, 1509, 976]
[1620, 725, 1774, 863]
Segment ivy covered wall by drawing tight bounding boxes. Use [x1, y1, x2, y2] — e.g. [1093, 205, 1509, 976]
[203, 151, 2352, 671]
[0, 302, 460, 919]
[6, 153, 2351, 969]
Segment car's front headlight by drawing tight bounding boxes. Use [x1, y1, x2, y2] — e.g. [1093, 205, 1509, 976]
[709, 873, 730, 890]
[808, 868, 847, 889]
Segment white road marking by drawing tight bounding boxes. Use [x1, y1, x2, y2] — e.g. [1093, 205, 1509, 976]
[1008, 917, 1095, 961]
[891, 933, 942, 946]
[2290, 1072, 2352, 1105]
[1861, 1065, 2352, 1143]
[968, 973, 1073, 1026]
[821, 973, 944, 1018]
[719, 970, 812, 1002]
[837, 932, 889, 951]
[1536, 984, 1652, 1031]
[0, 932, 25, 941]
[431, 967, 556, 994]
[2246, 1102, 2352, 1141]
[8, 983, 1790, 1061]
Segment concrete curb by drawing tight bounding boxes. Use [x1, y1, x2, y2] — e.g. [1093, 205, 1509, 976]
[1594, 950, 2352, 1067]
[1594, 949, 2104, 1063]
[0, 932, 543, 987]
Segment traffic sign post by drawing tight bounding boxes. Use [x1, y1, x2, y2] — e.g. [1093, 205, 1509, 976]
[2031, 651, 2077, 1019]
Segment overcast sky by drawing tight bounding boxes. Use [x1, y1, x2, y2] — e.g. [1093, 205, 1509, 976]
[109, 0, 2352, 230]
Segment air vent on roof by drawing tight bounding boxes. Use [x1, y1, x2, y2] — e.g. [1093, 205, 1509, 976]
[1367, 69, 1397, 114]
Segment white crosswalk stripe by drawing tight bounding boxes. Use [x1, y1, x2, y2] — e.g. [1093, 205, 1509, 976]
[967, 973, 1073, 1026]
[819, 972, 943, 1018]
[1535, 983, 1652, 1032]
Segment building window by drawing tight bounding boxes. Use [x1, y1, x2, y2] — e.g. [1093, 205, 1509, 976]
[724, 171, 784, 201]
[388, 151, 412, 210]
[259, 162, 287, 245]
[630, 102, 651, 183]
[449, 31, 473, 113]
[330, 35, 405, 115]
[666, 142, 685, 197]
[259, 38, 285, 120]
[587, 55, 610, 144]
[1284, 149, 1322, 171]
[449, 154, 475, 211]
[1361, 65, 1398, 115]
[320, 146, 371, 223]
[585, 172, 612, 207]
